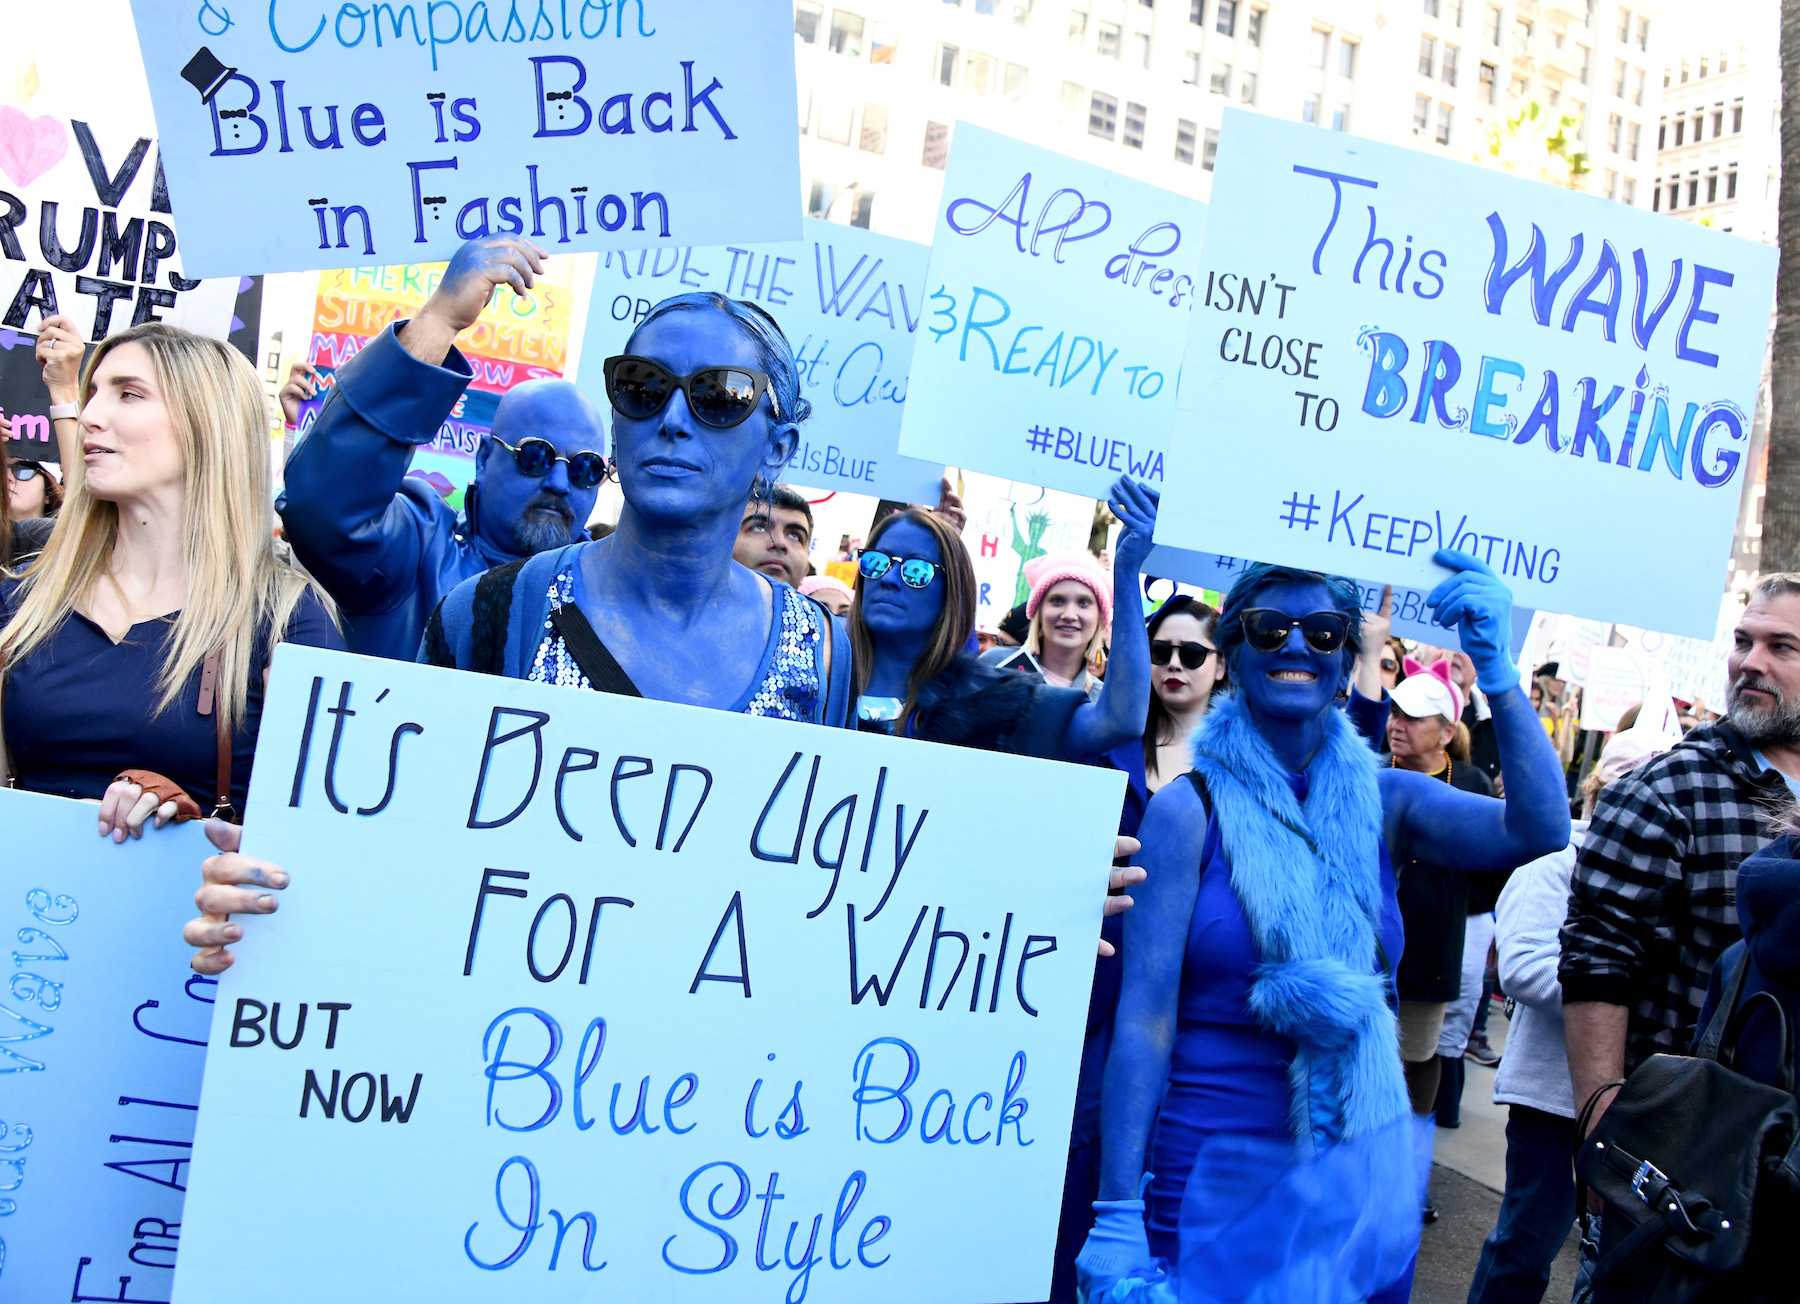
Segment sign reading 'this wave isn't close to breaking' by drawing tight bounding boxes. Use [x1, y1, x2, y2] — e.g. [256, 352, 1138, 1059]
[897, 123, 1207, 500]
[172, 644, 1122, 1303]
[1155, 108, 1776, 639]
[126, 0, 802, 277]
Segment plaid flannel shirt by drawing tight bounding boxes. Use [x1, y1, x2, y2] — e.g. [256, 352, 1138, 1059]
[1559, 719, 1790, 1072]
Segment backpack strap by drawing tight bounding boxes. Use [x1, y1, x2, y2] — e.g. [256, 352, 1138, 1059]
[469, 560, 527, 677]
[1183, 770, 1222, 873]
[1695, 948, 1754, 1063]
[548, 603, 642, 697]
[196, 651, 237, 823]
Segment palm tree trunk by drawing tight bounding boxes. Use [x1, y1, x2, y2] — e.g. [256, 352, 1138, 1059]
[1764, 0, 1800, 571]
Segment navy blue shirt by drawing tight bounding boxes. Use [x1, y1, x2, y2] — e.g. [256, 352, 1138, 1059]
[2, 590, 342, 813]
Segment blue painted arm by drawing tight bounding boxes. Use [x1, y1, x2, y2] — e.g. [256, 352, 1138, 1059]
[1061, 479, 1159, 763]
[1097, 777, 1203, 1200]
[278, 324, 472, 619]
[1345, 685, 1390, 752]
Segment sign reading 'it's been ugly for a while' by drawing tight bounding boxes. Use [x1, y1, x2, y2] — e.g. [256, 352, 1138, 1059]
[898, 123, 1207, 500]
[126, 0, 802, 277]
[579, 219, 945, 503]
[172, 645, 1122, 1303]
[1155, 108, 1776, 638]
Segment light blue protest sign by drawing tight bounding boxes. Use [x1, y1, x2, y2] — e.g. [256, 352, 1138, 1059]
[896, 123, 1205, 498]
[577, 220, 944, 502]
[172, 645, 1121, 1303]
[127, 0, 801, 278]
[1143, 545, 1535, 656]
[1155, 108, 1775, 638]
[0, 789, 214, 1301]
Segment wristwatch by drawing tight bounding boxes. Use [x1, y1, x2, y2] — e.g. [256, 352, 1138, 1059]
[47, 402, 79, 421]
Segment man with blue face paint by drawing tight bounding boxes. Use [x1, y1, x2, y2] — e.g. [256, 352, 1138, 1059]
[1076, 549, 1570, 1304]
[277, 236, 608, 660]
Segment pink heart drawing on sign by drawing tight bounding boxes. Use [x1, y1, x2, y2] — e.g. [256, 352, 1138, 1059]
[0, 107, 68, 189]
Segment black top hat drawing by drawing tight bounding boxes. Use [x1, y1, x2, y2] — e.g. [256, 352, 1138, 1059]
[180, 47, 237, 104]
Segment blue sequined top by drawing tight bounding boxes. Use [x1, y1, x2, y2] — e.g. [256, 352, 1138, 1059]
[527, 564, 829, 722]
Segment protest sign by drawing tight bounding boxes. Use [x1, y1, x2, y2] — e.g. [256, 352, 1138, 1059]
[959, 471, 1100, 632]
[576, 221, 944, 502]
[0, 789, 215, 1301]
[128, 0, 802, 278]
[1155, 108, 1776, 639]
[1142, 546, 1535, 655]
[1579, 645, 1652, 731]
[173, 645, 1122, 1302]
[897, 124, 1206, 499]
[1626, 591, 1739, 709]
[296, 257, 587, 500]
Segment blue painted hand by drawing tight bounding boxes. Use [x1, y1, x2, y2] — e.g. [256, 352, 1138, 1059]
[426, 235, 549, 336]
[1426, 549, 1519, 694]
[1108, 477, 1161, 579]
[1075, 1199, 1171, 1303]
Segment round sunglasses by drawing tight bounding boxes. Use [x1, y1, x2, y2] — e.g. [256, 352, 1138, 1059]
[490, 435, 609, 490]
[1151, 639, 1215, 669]
[859, 549, 941, 589]
[1239, 608, 1353, 654]
[603, 354, 780, 429]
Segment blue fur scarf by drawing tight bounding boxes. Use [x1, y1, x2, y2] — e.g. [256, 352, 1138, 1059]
[1189, 691, 1411, 1148]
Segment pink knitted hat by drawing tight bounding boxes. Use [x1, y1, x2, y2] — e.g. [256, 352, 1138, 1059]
[799, 575, 853, 602]
[1024, 552, 1113, 630]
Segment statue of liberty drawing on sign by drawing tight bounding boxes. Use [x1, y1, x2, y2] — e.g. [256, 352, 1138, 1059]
[1009, 504, 1051, 607]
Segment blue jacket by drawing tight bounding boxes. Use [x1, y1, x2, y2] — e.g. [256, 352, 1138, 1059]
[278, 325, 573, 661]
[1697, 833, 1800, 1087]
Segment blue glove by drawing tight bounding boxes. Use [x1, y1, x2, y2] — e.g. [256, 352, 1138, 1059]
[1425, 549, 1520, 695]
[1075, 1198, 1168, 1303]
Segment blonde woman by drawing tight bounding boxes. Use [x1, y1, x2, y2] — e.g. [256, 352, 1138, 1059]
[1, 319, 340, 836]
[983, 551, 1114, 700]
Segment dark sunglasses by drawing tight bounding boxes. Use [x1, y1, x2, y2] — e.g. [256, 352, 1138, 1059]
[8, 463, 44, 482]
[1240, 608, 1353, 654]
[603, 354, 780, 429]
[490, 435, 609, 489]
[859, 549, 941, 589]
[1380, 657, 1399, 673]
[1151, 639, 1214, 670]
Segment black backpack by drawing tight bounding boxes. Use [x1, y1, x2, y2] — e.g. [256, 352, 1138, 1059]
[1574, 959, 1800, 1303]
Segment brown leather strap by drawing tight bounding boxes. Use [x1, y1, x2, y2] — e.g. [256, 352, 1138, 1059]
[196, 652, 236, 822]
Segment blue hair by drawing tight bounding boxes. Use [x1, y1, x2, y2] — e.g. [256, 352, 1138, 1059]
[624, 293, 812, 427]
[1215, 563, 1365, 679]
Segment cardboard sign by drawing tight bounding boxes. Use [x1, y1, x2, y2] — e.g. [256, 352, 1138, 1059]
[128, 0, 802, 277]
[0, 789, 214, 1301]
[1580, 645, 1652, 731]
[897, 123, 1205, 499]
[173, 645, 1122, 1302]
[576, 221, 944, 502]
[1155, 108, 1776, 639]
[958, 471, 1101, 632]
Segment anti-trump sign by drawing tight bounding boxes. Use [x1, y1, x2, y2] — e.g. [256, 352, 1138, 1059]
[1155, 108, 1776, 638]
[127, 0, 802, 277]
[897, 123, 1206, 499]
[578, 220, 945, 503]
[172, 645, 1122, 1302]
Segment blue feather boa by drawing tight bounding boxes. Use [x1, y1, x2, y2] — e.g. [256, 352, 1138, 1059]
[1188, 692, 1411, 1150]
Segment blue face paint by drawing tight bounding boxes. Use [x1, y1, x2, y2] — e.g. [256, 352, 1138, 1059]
[474, 379, 607, 557]
[609, 313, 797, 528]
[1230, 580, 1354, 724]
[860, 520, 946, 643]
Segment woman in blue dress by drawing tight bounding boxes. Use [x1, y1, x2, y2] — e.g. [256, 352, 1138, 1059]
[1076, 554, 1568, 1304]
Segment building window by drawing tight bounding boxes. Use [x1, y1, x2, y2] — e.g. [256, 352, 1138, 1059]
[1673, 118, 1683, 146]
[818, 97, 853, 144]
[852, 191, 876, 229]
[1097, 20, 1121, 56]
[1622, 177, 1635, 204]
[1577, 43, 1591, 84]
[1189, 0, 1203, 22]
[871, 23, 897, 62]
[1303, 95, 1320, 125]
[1627, 121, 1640, 160]
[1005, 62, 1029, 96]
[1413, 93, 1432, 134]
[1706, 170, 1718, 203]
[798, 85, 813, 132]
[1309, 29, 1330, 68]
[922, 121, 950, 169]
[1615, 6, 1629, 42]
[1733, 101, 1743, 132]
[807, 179, 832, 218]
[1246, 5, 1263, 44]
[1611, 57, 1626, 95]
[1069, 6, 1088, 39]
[964, 51, 994, 93]
[1424, 0, 1438, 14]
[1510, 73, 1528, 98]
[1657, 120, 1665, 149]
[1727, 168, 1737, 198]
[1636, 16, 1648, 50]
[1182, 51, 1201, 84]
[1692, 112, 1703, 140]
[1607, 113, 1622, 151]
[1241, 71, 1258, 102]
[1436, 102, 1454, 145]
[829, 10, 864, 56]
[795, 1, 823, 43]
[1059, 80, 1086, 124]
[1419, 35, 1437, 76]
[1687, 177, 1698, 207]
[1210, 63, 1231, 94]
[1604, 168, 1618, 199]
[1132, 32, 1152, 67]
[935, 43, 959, 86]
[1216, 0, 1237, 36]
[860, 104, 888, 152]
[1485, 3, 1502, 44]
[1712, 108, 1724, 136]
[1667, 182, 1678, 209]
[1479, 61, 1497, 104]
[1332, 102, 1350, 131]
[1652, 182, 1660, 212]
[1442, 44, 1459, 85]
[1175, 118, 1197, 163]
[1089, 90, 1118, 138]
[1339, 38, 1358, 77]
[1203, 126, 1220, 168]
[1013, 0, 1034, 24]
[1123, 101, 1147, 148]
[1633, 67, 1645, 105]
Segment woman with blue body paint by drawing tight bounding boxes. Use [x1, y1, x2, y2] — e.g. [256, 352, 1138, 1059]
[1075, 552, 1569, 1304]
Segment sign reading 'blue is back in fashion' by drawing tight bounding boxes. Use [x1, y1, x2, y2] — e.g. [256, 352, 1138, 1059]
[0, 789, 215, 1302]
[126, 0, 802, 277]
[578, 220, 946, 503]
[1155, 108, 1776, 638]
[897, 123, 1207, 500]
[172, 645, 1122, 1303]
